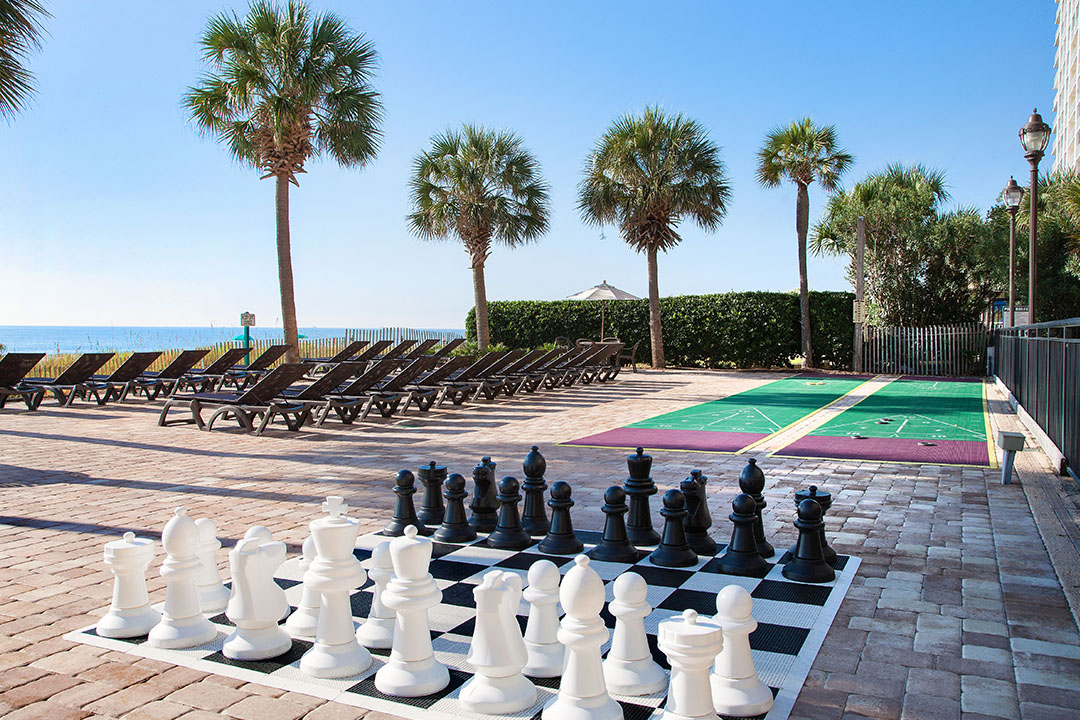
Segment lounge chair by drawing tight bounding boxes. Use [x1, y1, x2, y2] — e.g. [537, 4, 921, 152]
[301, 340, 369, 365]
[432, 338, 466, 358]
[317, 358, 405, 425]
[559, 344, 613, 387]
[158, 363, 309, 432]
[220, 344, 292, 391]
[379, 340, 419, 363]
[361, 356, 440, 418]
[516, 348, 587, 392]
[128, 349, 211, 400]
[502, 348, 562, 393]
[432, 351, 510, 405]
[0, 353, 46, 410]
[577, 342, 624, 384]
[604, 337, 640, 373]
[82, 351, 164, 404]
[403, 356, 472, 410]
[447, 350, 528, 402]
[402, 338, 441, 359]
[172, 347, 252, 394]
[350, 340, 394, 365]
[22, 353, 115, 407]
[255, 361, 366, 433]
[477, 348, 550, 399]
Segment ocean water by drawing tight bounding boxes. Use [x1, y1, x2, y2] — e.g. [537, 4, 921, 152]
[0, 326, 464, 354]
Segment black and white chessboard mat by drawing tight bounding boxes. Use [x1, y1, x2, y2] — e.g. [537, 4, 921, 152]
[67, 530, 860, 720]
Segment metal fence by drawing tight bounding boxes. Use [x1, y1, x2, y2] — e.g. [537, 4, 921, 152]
[993, 317, 1079, 476]
[861, 323, 990, 376]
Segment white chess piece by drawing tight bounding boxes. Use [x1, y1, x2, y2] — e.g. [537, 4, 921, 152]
[710, 586, 773, 716]
[245, 525, 289, 621]
[658, 609, 723, 720]
[460, 570, 536, 713]
[148, 507, 218, 648]
[375, 525, 450, 697]
[195, 518, 230, 614]
[355, 540, 395, 649]
[285, 534, 320, 639]
[299, 497, 372, 678]
[96, 532, 160, 638]
[542, 555, 622, 720]
[523, 559, 563, 677]
[223, 536, 292, 660]
[603, 572, 667, 695]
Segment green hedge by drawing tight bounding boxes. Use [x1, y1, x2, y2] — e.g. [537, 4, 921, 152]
[466, 291, 854, 369]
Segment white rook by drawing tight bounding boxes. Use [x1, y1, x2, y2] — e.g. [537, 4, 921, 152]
[710, 586, 773, 716]
[658, 609, 723, 720]
[96, 531, 160, 638]
[148, 508, 218, 648]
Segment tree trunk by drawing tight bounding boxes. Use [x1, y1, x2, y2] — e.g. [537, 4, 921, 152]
[275, 175, 301, 363]
[796, 182, 813, 368]
[472, 259, 490, 350]
[646, 245, 664, 369]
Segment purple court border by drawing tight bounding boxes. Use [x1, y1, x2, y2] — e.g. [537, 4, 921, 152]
[565, 427, 768, 453]
[776, 435, 990, 466]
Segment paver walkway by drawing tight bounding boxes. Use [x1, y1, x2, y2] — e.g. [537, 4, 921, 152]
[0, 369, 1077, 720]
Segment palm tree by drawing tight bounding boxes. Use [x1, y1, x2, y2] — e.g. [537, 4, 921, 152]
[757, 117, 852, 368]
[183, 0, 382, 361]
[0, 0, 51, 118]
[407, 125, 550, 350]
[579, 106, 731, 369]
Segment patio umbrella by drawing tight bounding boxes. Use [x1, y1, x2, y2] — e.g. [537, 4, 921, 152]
[566, 281, 640, 339]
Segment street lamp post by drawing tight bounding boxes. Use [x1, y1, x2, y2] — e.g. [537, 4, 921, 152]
[1019, 108, 1051, 324]
[1002, 177, 1023, 326]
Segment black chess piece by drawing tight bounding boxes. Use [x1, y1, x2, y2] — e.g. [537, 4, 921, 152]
[434, 473, 477, 544]
[739, 458, 774, 558]
[538, 480, 584, 555]
[383, 469, 432, 536]
[648, 489, 698, 568]
[417, 461, 447, 526]
[624, 447, 660, 547]
[587, 486, 639, 563]
[468, 457, 498, 533]
[487, 477, 533, 550]
[716, 493, 771, 576]
[521, 446, 550, 536]
[681, 471, 716, 556]
[788, 486, 837, 566]
[782, 498, 836, 584]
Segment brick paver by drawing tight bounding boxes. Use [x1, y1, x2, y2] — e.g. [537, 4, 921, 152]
[1, 369, 1077, 719]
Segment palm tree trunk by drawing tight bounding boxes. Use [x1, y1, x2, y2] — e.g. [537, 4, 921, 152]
[796, 182, 813, 368]
[275, 175, 300, 363]
[472, 260, 490, 350]
[646, 245, 664, 369]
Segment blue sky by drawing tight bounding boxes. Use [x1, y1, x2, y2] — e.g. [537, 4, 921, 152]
[1, 1, 1059, 329]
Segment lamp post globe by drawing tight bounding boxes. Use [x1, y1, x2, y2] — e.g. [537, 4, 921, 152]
[1019, 109, 1051, 324]
[1002, 177, 1022, 327]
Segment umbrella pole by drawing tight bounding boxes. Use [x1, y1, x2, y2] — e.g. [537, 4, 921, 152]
[601, 300, 606, 340]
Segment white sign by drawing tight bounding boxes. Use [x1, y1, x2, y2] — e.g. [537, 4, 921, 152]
[240, 312, 256, 327]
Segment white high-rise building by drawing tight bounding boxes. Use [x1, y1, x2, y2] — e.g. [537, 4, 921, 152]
[1053, 0, 1080, 173]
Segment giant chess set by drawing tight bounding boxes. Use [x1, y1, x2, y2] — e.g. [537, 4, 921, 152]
[67, 447, 860, 720]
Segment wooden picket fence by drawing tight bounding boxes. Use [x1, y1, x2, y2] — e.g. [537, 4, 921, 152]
[861, 323, 989, 376]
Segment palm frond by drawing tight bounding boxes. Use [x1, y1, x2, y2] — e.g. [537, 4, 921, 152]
[0, 0, 50, 119]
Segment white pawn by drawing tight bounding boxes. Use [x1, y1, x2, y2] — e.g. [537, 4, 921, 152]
[195, 518, 229, 614]
[542, 556, 622, 720]
[300, 497, 372, 678]
[603, 572, 667, 695]
[523, 560, 563, 677]
[460, 571, 536, 713]
[375, 525, 449, 697]
[96, 532, 160, 638]
[223, 536, 292, 660]
[148, 508, 218, 648]
[710, 586, 773, 716]
[245, 525, 289, 621]
[285, 534, 320, 639]
[355, 540, 394, 649]
[658, 609, 723, 720]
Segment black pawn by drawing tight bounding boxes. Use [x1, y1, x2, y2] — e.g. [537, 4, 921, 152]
[521, 446, 550, 536]
[587, 486, 639, 563]
[417, 461, 447, 526]
[487, 477, 533, 550]
[384, 469, 431, 536]
[434, 473, 477, 544]
[648, 489, 698, 568]
[625, 447, 660, 547]
[783, 499, 835, 583]
[682, 471, 716, 556]
[716, 494, 771, 576]
[468, 457, 498, 533]
[788, 485, 837, 566]
[538, 481, 584, 555]
[738, 458, 774, 558]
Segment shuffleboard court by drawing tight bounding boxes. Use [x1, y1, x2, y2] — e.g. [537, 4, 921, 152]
[774, 376, 995, 467]
[564, 373, 873, 453]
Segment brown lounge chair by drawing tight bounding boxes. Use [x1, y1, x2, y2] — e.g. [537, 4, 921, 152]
[254, 361, 366, 434]
[302, 340, 370, 365]
[158, 363, 309, 432]
[220, 344, 292, 391]
[0, 353, 46, 410]
[128, 349, 211, 401]
[316, 358, 405, 425]
[360, 356, 439, 418]
[427, 351, 509, 406]
[21, 353, 115, 407]
[172, 347, 253, 394]
[403, 356, 471, 410]
[432, 338, 466, 359]
[82, 351, 164, 404]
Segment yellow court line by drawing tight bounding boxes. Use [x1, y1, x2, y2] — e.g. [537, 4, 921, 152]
[735, 374, 886, 454]
[982, 380, 999, 470]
